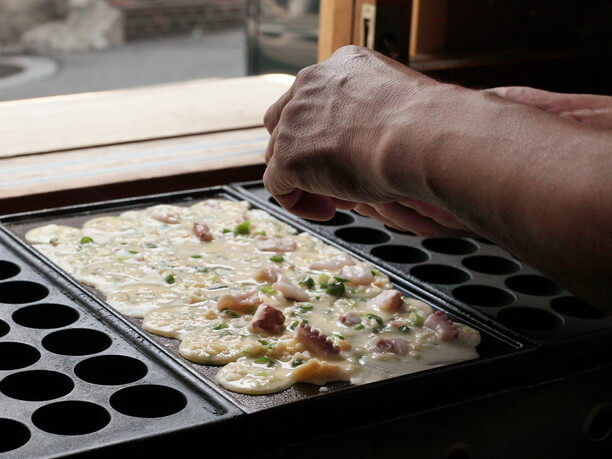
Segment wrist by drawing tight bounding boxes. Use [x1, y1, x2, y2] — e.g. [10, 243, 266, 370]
[376, 82, 471, 204]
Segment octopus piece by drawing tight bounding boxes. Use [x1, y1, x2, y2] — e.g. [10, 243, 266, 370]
[248, 304, 285, 334]
[256, 238, 297, 252]
[295, 323, 340, 359]
[272, 276, 309, 302]
[339, 263, 375, 286]
[374, 337, 409, 355]
[423, 310, 458, 341]
[151, 209, 181, 224]
[309, 254, 355, 271]
[217, 289, 262, 313]
[193, 222, 213, 242]
[370, 290, 404, 312]
[339, 310, 361, 326]
[254, 266, 281, 283]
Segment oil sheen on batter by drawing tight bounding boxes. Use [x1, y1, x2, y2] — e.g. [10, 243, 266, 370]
[26, 199, 480, 394]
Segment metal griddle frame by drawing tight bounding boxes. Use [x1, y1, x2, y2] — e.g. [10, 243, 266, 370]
[0, 185, 590, 457]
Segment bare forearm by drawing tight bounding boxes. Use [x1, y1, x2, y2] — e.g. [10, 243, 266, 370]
[389, 86, 612, 309]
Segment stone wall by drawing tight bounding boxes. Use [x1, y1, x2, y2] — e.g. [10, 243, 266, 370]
[0, 0, 245, 54]
[0, 0, 68, 49]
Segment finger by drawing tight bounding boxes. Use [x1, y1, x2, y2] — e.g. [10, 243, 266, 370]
[331, 198, 357, 210]
[273, 188, 336, 220]
[398, 198, 470, 231]
[263, 155, 296, 198]
[263, 161, 337, 221]
[264, 127, 278, 164]
[263, 84, 296, 133]
[354, 204, 404, 230]
[373, 202, 473, 238]
[289, 192, 337, 220]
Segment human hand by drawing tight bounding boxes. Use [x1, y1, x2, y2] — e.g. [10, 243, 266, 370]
[486, 86, 612, 129]
[263, 45, 473, 237]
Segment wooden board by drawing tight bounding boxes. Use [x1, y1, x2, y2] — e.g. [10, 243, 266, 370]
[0, 74, 293, 158]
[0, 127, 268, 203]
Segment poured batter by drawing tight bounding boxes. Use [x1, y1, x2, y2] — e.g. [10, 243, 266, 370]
[27, 199, 480, 394]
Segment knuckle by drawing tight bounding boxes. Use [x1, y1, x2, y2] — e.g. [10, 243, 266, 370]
[335, 45, 365, 56]
[263, 106, 277, 130]
[295, 64, 318, 84]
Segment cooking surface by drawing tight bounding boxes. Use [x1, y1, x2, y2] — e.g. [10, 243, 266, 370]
[234, 181, 612, 344]
[2, 187, 525, 415]
[0, 231, 238, 458]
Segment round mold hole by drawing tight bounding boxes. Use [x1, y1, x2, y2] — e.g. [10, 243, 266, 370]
[0, 418, 30, 453]
[462, 255, 520, 275]
[505, 275, 562, 296]
[110, 384, 187, 418]
[371, 245, 429, 264]
[0, 342, 40, 370]
[306, 212, 354, 226]
[453, 285, 515, 307]
[447, 443, 472, 459]
[42, 328, 112, 356]
[384, 225, 416, 236]
[422, 238, 478, 255]
[12, 303, 79, 329]
[551, 296, 606, 319]
[75, 355, 147, 385]
[497, 307, 563, 332]
[410, 264, 471, 285]
[585, 404, 612, 441]
[0, 261, 20, 280]
[1, 370, 74, 401]
[0, 281, 48, 304]
[334, 227, 390, 245]
[32, 401, 110, 435]
[0, 319, 9, 338]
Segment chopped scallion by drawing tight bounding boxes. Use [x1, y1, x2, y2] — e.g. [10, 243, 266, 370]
[165, 274, 175, 284]
[254, 356, 275, 367]
[366, 313, 384, 327]
[297, 304, 313, 312]
[300, 277, 315, 289]
[79, 236, 93, 244]
[260, 285, 276, 294]
[291, 359, 304, 367]
[213, 322, 228, 330]
[222, 309, 239, 318]
[233, 221, 251, 235]
[408, 311, 424, 327]
[325, 281, 345, 297]
[269, 255, 284, 262]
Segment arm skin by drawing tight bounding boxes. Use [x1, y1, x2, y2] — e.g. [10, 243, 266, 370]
[263, 46, 612, 310]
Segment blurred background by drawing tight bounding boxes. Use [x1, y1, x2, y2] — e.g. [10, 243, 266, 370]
[0, 0, 610, 102]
